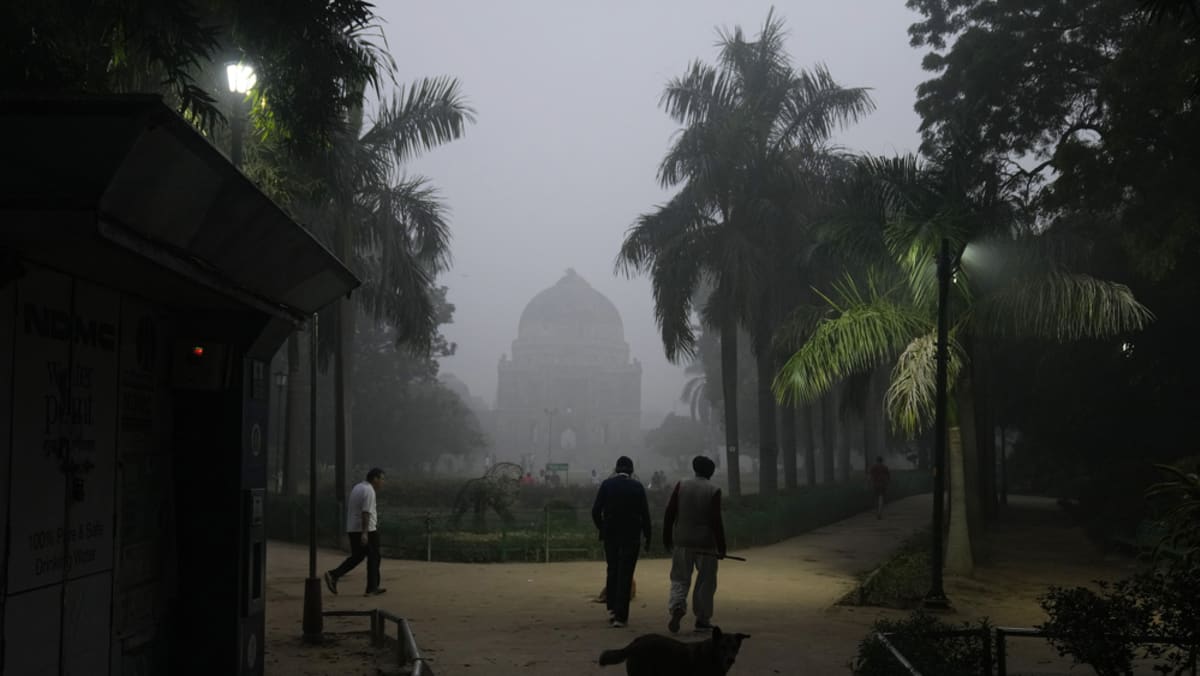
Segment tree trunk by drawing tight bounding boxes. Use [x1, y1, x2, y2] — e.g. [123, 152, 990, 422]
[802, 404, 816, 487]
[720, 316, 741, 497]
[334, 221, 354, 522]
[821, 389, 836, 484]
[755, 346, 778, 496]
[283, 332, 302, 495]
[837, 385, 850, 483]
[780, 403, 797, 490]
[945, 424, 974, 575]
[999, 426, 1008, 505]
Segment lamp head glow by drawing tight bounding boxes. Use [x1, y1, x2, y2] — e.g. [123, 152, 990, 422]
[225, 63, 257, 94]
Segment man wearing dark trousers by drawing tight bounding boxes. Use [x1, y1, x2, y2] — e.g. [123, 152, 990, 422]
[324, 467, 387, 596]
[663, 455, 726, 633]
[591, 456, 651, 628]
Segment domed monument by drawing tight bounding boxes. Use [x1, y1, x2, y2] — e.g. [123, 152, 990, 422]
[495, 269, 642, 473]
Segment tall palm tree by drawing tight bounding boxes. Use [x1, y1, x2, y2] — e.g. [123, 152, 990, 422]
[294, 77, 474, 505]
[618, 10, 873, 496]
[774, 153, 1153, 574]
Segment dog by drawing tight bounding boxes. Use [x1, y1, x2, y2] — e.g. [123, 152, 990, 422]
[598, 626, 750, 676]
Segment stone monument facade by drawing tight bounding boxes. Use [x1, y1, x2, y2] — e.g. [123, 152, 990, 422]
[494, 269, 641, 472]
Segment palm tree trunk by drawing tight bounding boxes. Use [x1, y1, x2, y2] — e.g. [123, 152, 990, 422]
[945, 424, 974, 575]
[802, 404, 816, 487]
[837, 384, 850, 483]
[780, 403, 797, 490]
[334, 218, 355, 522]
[720, 316, 741, 497]
[755, 346, 778, 496]
[821, 389, 836, 484]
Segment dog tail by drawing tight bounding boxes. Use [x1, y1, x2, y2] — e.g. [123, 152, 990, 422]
[597, 648, 628, 666]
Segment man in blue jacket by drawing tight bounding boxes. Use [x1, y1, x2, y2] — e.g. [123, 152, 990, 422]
[591, 455, 651, 628]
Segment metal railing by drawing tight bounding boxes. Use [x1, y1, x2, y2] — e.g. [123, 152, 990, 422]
[322, 609, 433, 675]
[877, 626, 1197, 676]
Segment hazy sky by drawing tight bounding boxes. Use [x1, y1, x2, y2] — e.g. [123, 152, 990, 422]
[378, 1, 927, 422]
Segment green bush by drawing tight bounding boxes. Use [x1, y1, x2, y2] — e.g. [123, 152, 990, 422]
[842, 531, 931, 609]
[267, 470, 929, 563]
[851, 612, 992, 676]
[1039, 567, 1200, 676]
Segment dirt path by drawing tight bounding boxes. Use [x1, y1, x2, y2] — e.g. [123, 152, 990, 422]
[265, 494, 931, 675]
[264, 494, 1136, 675]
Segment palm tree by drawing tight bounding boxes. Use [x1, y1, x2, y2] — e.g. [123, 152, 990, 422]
[618, 10, 873, 496]
[294, 77, 474, 505]
[773, 153, 1153, 574]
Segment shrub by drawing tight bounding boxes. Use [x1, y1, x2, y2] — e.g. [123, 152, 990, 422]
[842, 531, 931, 609]
[852, 612, 991, 676]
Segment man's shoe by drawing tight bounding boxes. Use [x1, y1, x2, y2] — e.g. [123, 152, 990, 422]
[610, 619, 626, 628]
[668, 608, 685, 634]
[323, 572, 338, 595]
[694, 620, 714, 632]
[365, 588, 387, 597]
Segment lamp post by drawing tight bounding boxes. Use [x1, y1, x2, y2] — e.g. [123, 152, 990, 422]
[545, 408, 558, 471]
[925, 237, 952, 609]
[302, 314, 323, 642]
[224, 61, 256, 168]
[274, 372, 288, 493]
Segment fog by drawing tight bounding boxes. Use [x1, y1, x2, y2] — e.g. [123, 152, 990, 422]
[377, 1, 926, 424]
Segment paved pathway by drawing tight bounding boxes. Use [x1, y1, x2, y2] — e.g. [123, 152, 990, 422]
[265, 494, 930, 674]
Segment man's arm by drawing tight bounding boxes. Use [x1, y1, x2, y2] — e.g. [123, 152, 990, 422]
[591, 481, 607, 533]
[662, 481, 681, 549]
[711, 489, 727, 556]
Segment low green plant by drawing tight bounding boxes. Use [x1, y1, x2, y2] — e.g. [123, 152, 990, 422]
[851, 612, 992, 676]
[842, 531, 931, 609]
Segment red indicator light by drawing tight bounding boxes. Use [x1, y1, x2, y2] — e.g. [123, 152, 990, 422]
[191, 346, 205, 357]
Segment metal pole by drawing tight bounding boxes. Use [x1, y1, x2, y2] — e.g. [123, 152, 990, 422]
[544, 505, 550, 564]
[545, 408, 555, 472]
[303, 314, 324, 642]
[925, 237, 951, 609]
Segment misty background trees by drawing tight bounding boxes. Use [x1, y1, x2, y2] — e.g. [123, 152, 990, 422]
[8, 0, 1198, 565]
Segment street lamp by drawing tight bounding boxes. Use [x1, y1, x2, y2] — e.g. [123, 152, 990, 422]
[224, 61, 256, 168]
[302, 314, 323, 643]
[545, 408, 558, 470]
[925, 237, 953, 609]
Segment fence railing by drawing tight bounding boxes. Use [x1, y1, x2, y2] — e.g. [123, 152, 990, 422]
[877, 626, 1197, 676]
[322, 609, 432, 675]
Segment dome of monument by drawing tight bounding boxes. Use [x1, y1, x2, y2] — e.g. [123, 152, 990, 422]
[517, 269, 625, 345]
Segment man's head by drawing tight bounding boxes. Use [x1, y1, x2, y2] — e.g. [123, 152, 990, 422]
[693, 455, 716, 479]
[615, 456, 634, 474]
[366, 467, 385, 489]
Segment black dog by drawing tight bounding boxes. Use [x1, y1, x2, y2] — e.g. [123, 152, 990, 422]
[598, 626, 750, 676]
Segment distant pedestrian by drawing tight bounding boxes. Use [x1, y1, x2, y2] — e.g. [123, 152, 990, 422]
[591, 469, 601, 486]
[591, 456, 651, 628]
[868, 456, 891, 519]
[324, 468, 387, 596]
[520, 471, 536, 486]
[663, 455, 726, 634]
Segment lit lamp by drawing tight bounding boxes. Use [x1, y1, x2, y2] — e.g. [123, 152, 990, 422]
[224, 61, 256, 168]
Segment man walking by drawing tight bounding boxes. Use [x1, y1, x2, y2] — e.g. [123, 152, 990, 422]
[663, 455, 726, 634]
[868, 456, 891, 519]
[591, 456, 651, 628]
[324, 467, 387, 596]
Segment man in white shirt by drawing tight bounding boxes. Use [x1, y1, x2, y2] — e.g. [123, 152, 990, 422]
[324, 467, 386, 596]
